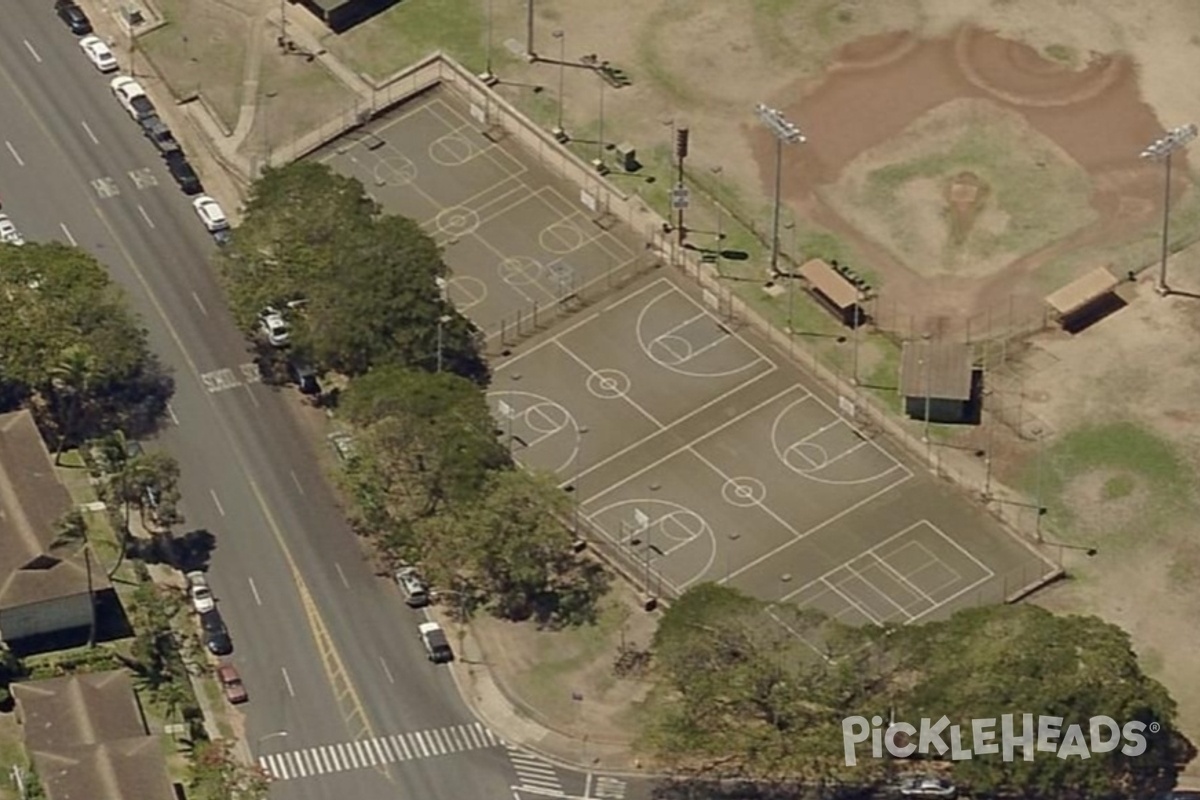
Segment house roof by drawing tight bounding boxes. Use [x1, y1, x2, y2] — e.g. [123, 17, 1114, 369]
[13, 672, 173, 800]
[12, 672, 145, 751]
[0, 410, 101, 611]
[899, 340, 973, 401]
[798, 259, 860, 309]
[1045, 266, 1119, 316]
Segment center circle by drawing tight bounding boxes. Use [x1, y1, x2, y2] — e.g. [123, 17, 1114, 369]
[498, 256, 546, 286]
[428, 133, 475, 166]
[587, 369, 631, 400]
[435, 206, 480, 237]
[373, 154, 417, 186]
[540, 221, 586, 254]
[722, 477, 766, 507]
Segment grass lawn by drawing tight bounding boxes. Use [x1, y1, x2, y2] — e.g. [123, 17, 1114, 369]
[323, 0, 488, 81]
[1029, 422, 1193, 543]
[256, 31, 360, 155]
[139, 0, 248, 130]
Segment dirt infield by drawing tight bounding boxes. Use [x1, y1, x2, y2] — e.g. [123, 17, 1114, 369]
[760, 26, 1176, 327]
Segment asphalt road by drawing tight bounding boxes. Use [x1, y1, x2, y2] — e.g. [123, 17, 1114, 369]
[0, 4, 522, 799]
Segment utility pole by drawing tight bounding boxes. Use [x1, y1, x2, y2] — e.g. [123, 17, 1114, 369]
[1140, 123, 1197, 295]
[674, 127, 689, 248]
[525, 0, 536, 61]
[755, 104, 805, 277]
[481, 0, 497, 84]
[551, 30, 567, 142]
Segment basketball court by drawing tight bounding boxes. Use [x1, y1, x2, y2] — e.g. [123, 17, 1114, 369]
[313, 92, 651, 347]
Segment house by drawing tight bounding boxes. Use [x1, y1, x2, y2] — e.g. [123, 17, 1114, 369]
[899, 340, 976, 424]
[12, 671, 174, 800]
[0, 409, 109, 643]
[288, 0, 401, 32]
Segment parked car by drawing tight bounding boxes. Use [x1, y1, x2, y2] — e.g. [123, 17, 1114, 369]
[79, 35, 118, 73]
[0, 214, 24, 247]
[898, 777, 956, 799]
[164, 152, 202, 195]
[258, 307, 290, 347]
[216, 664, 248, 704]
[141, 116, 181, 155]
[199, 609, 232, 656]
[110, 76, 155, 122]
[185, 571, 215, 614]
[287, 357, 321, 395]
[327, 431, 357, 463]
[394, 567, 429, 608]
[418, 621, 453, 663]
[56, 0, 92, 35]
[192, 195, 232, 245]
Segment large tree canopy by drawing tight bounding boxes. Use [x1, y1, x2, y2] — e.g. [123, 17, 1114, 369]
[646, 592, 1192, 799]
[0, 243, 172, 443]
[218, 162, 487, 381]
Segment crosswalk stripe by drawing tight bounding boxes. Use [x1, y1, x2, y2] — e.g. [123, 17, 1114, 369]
[376, 737, 395, 762]
[264, 754, 283, 779]
[432, 728, 449, 754]
[315, 746, 331, 774]
[257, 756, 269, 776]
[327, 744, 342, 771]
[359, 740, 377, 766]
[412, 731, 430, 758]
[446, 727, 463, 751]
[338, 742, 354, 768]
[512, 757, 555, 774]
[392, 734, 411, 760]
[291, 751, 307, 778]
[457, 725, 474, 749]
[303, 749, 318, 776]
[464, 724, 483, 748]
[481, 724, 499, 746]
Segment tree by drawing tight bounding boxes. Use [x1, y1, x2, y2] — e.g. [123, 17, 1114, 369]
[343, 367, 508, 520]
[126, 583, 181, 690]
[50, 510, 98, 647]
[0, 243, 174, 444]
[892, 604, 1193, 800]
[218, 162, 487, 382]
[445, 469, 606, 624]
[189, 739, 270, 800]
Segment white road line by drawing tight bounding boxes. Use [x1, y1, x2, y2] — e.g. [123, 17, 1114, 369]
[312, 746, 328, 774]
[412, 732, 430, 758]
[293, 751, 308, 778]
[356, 740, 374, 766]
[379, 656, 395, 684]
[360, 740, 379, 766]
[335, 562, 350, 589]
[375, 737, 394, 762]
[248, 577, 262, 605]
[290, 469, 305, 495]
[332, 743, 348, 770]
[465, 725, 483, 748]
[264, 754, 284, 779]
[429, 729, 447, 754]
[191, 291, 208, 316]
[281, 667, 295, 697]
[80, 120, 99, 144]
[210, 489, 225, 516]
[5, 141, 24, 166]
[22, 40, 42, 63]
[392, 734, 412, 760]
[59, 222, 77, 246]
[137, 204, 156, 228]
[167, 403, 179, 425]
[482, 725, 499, 745]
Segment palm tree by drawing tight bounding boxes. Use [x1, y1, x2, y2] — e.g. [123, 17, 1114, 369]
[48, 345, 96, 466]
[50, 510, 98, 647]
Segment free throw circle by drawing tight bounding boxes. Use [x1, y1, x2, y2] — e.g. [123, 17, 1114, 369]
[523, 401, 570, 435]
[373, 154, 417, 186]
[445, 275, 487, 310]
[540, 220, 586, 254]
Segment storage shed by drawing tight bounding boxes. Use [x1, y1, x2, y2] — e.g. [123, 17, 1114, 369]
[899, 340, 975, 424]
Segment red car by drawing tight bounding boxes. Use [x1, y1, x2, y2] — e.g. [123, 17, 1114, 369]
[217, 664, 248, 704]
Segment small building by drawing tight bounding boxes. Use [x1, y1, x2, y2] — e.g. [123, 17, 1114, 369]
[290, 0, 400, 32]
[798, 258, 865, 326]
[899, 340, 975, 424]
[1045, 266, 1122, 333]
[0, 410, 109, 644]
[13, 671, 174, 800]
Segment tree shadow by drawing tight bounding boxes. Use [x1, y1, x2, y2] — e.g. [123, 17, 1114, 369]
[128, 529, 217, 572]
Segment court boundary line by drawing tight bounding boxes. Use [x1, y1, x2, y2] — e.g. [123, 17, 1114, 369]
[553, 341, 666, 429]
[776, 395, 911, 483]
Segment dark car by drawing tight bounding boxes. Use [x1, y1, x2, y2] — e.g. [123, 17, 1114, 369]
[164, 153, 202, 195]
[287, 358, 321, 395]
[129, 94, 156, 123]
[199, 609, 232, 656]
[56, 1, 92, 35]
[141, 116, 181, 155]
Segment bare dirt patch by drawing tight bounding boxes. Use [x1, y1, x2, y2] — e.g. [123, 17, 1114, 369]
[470, 582, 658, 755]
[1059, 469, 1147, 539]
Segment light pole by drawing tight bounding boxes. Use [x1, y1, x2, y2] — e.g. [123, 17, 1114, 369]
[571, 426, 588, 535]
[594, 76, 606, 172]
[755, 104, 805, 278]
[525, 0, 536, 61]
[257, 730, 288, 751]
[481, 0, 497, 84]
[551, 30, 567, 142]
[1140, 123, 1197, 295]
[436, 314, 452, 373]
[724, 531, 740, 582]
[711, 165, 725, 270]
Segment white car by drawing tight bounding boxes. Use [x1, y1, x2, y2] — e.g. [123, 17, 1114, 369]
[0, 214, 24, 247]
[110, 75, 155, 121]
[192, 195, 232, 245]
[79, 35, 117, 73]
[258, 307, 290, 347]
[185, 571, 215, 614]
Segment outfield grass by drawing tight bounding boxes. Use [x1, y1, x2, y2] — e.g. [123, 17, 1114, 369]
[1030, 422, 1193, 542]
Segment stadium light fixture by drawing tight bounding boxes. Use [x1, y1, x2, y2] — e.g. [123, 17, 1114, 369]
[1140, 123, 1197, 295]
[755, 104, 805, 277]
